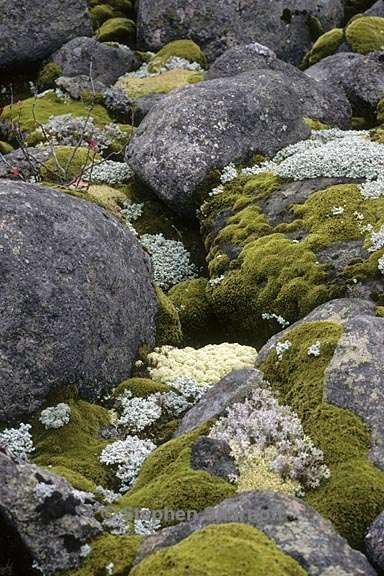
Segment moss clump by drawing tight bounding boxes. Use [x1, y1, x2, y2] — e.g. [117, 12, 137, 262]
[346, 16, 384, 54]
[260, 320, 384, 550]
[0, 141, 13, 154]
[0, 92, 111, 141]
[40, 146, 101, 183]
[96, 17, 135, 44]
[47, 465, 97, 493]
[115, 426, 235, 516]
[155, 286, 183, 347]
[37, 62, 63, 89]
[64, 534, 141, 576]
[303, 28, 344, 67]
[31, 396, 113, 488]
[303, 117, 330, 131]
[131, 524, 307, 576]
[90, 4, 115, 26]
[168, 278, 222, 346]
[113, 377, 171, 398]
[148, 39, 208, 72]
[116, 68, 204, 100]
[82, 184, 128, 217]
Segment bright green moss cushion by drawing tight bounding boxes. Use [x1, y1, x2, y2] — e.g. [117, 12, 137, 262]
[346, 16, 384, 54]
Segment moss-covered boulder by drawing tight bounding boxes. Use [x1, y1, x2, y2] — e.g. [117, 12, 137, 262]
[346, 15, 384, 53]
[131, 524, 307, 576]
[155, 286, 183, 347]
[148, 40, 207, 72]
[96, 17, 135, 44]
[302, 28, 344, 66]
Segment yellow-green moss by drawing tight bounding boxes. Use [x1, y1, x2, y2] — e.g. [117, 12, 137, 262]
[260, 320, 384, 550]
[40, 146, 101, 183]
[131, 524, 307, 576]
[31, 396, 113, 488]
[0, 92, 111, 140]
[114, 425, 235, 516]
[96, 17, 135, 44]
[304, 28, 344, 67]
[90, 4, 116, 26]
[0, 141, 13, 154]
[346, 16, 384, 53]
[168, 278, 222, 346]
[116, 68, 204, 100]
[47, 465, 97, 493]
[303, 117, 330, 131]
[376, 305, 384, 317]
[64, 534, 141, 576]
[155, 286, 183, 347]
[113, 377, 171, 398]
[148, 40, 208, 72]
[37, 62, 63, 89]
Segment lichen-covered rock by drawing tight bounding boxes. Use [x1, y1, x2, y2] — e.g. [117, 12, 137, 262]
[0, 180, 157, 422]
[51, 36, 140, 85]
[0, 0, 92, 69]
[134, 491, 376, 574]
[305, 51, 384, 115]
[366, 510, 384, 570]
[127, 68, 350, 216]
[207, 43, 291, 79]
[190, 437, 238, 482]
[136, 0, 344, 64]
[175, 369, 265, 436]
[0, 448, 101, 575]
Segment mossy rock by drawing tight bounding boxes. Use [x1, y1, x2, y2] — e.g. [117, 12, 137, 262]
[148, 39, 208, 73]
[155, 286, 183, 347]
[0, 92, 111, 141]
[96, 17, 135, 44]
[37, 62, 63, 89]
[64, 534, 141, 575]
[113, 377, 171, 398]
[116, 68, 204, 100]
[90, 4, 116, 27]
[40, 146, 102, 184]
[260, 320, 384, 550]
[346, 16, 384, 54]
[168, 278, 223, 346]
[0, 141, 13, 154]
[131, 524, 307, 576]
[31, 394, 113, 489]
[114, 425, 235, 517]
[303, 28, 344, 67]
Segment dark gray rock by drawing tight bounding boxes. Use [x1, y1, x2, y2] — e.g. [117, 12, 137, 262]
[0, 448, 101, 575]
[0, 1, 92, 69]
[256, 298, 384, 469]
[132, 93, 168, 125]
[127, 68, 350, 216]
[52, 37, 140, 86]
[0, 180, 158, 422]
[366, 511, 384, 571]
[175, 369, 265, 436]
[55, 75, 107, 100]
[306, 51, 384, 115]
[207, 43, 285, 79]
[137, 0, 344, 65]
[0, 148, 51, 180]
[190, 436, 238, 481]
[366, 0, 384, 16]
[134, 491, 376, 575]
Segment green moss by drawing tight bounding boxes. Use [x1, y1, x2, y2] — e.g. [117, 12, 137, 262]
[0, 92, 111, 141]
[376, 305, 384, 317]
[96, 17, 135, 44]
[168, 278, 222, 346]
[346, 16, 384, 54]
[155, 286, 183, 347]
[40, 146, 101, 184]
[90, 4, 116, 26]
[303, 117, 330, 131]
[208, 234, 338, 344]
[113, 377, 171, 398]
[116, 68, 204, 100]
[377, 98, 384, 124]
[31, 397, 113, 488]
[148, 39, 208, 72]
[37, 62, 63, 89]
[64, 534, 141, 575]
[303, 28, 344, 67]
[0, 141, 13, 154]
[106, 0, 133, 13]
[131, 524, 307, 576]
[47, 465, 97, 493]
[260, 320, 384, 550]
[115, 426, 235, 516]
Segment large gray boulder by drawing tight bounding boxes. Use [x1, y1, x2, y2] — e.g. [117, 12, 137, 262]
[256, 298, 384, 469]
[366, 0, 384, 16]
[134, 491, 376, 574]
[52, 37, 140, 86]
[136, 0, 344, 64]
[127, 69, 350, 216]
[0, 0, 92, 69]
[0, 448, 101, 575]
[0, 181, 158, 422]
[306, 51, 384, 115]
[366, 510, 384, 571]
